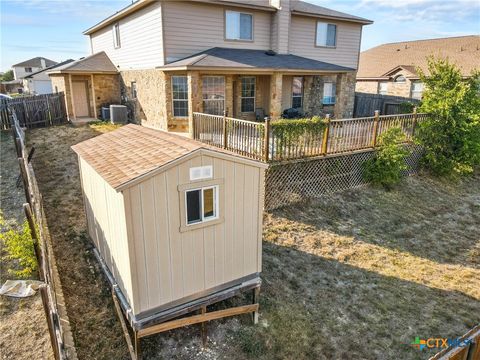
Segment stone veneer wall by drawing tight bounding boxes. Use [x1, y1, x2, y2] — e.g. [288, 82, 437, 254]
[335, 72, 356, 119]
[93, 74, 121, 118]
[355, 69, 418, 98]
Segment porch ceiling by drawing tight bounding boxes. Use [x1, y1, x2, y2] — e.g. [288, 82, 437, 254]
[158, 47, 355, 73]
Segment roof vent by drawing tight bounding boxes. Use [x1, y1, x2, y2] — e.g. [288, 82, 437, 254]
[265, 50, 276, 56]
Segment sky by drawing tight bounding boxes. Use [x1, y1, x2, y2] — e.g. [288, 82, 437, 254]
[1, 0, 479, 72]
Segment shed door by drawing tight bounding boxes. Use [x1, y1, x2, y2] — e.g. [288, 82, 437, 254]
[72, 81, 90, 117]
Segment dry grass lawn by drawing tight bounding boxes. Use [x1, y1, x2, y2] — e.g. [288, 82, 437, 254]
[26, 124, 479, 360]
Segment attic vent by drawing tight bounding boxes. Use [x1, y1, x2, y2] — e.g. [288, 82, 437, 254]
[190, 165, 213, 181]
[265, 50, 276, 56]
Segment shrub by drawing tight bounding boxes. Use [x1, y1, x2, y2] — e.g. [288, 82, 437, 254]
[399, 101, 417, 113]
[415, 57, 480, 176]
[363, 127, 411, 189]
[271, 116, 326, 146]
[0, 212, 38, 278]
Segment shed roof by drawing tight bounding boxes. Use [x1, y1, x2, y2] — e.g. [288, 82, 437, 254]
[71, 124, 266, 191]
[47, 52, 118, 75]
[12, 57, 57, 68]
[357, 35, 480, 79]
[160, 47, 355, 72]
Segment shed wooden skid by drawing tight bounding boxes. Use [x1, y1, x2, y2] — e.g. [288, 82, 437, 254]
[72, 124, 266, 352]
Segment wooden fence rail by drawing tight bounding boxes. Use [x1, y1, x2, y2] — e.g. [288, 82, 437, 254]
[1, 93, 67, 130]
[9, 108, 77, 359]
[193, 110, 429, 162]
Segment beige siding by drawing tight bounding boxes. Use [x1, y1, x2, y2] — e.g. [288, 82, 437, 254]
[79, 158, 135, 309]
[163, 1, 271, 63]
[289, 15, 362, 69]
[123, 153, 263, 315]
[90, 2, 164, 69]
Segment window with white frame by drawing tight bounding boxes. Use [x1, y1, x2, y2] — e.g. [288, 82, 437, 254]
[323, 82, 336, 105]
[378, 81, 388, 95]
[225, 10, 253, 41]
[394, 75, 406, 83]
[185, 186, 218, 225]
[131, 81, 137, 99]
[411, 81, 423, 99]
[316, 22, 336, 47]
[113, 23, 121, 48]
[172, 76, 188, 117]
[292, 77, 303, 109]
[241, 77, 255, 112]
[202, 76, 225, 115]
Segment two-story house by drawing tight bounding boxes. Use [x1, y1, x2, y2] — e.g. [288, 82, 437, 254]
[12, 57, 57, 80]
[49, 0, 372, 132]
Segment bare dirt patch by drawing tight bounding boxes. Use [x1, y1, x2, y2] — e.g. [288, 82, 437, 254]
[0, 131, 53, 360]
[27, 124, 480, 360]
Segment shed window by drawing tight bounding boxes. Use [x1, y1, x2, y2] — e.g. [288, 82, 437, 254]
[172, 76, 188, 117]
[113, 23, 121, 48]
[202, 76, 225, 115]
[292, 77, 303, 109]
[378, 81, 388, 95]
[185, 186, 218, 225]
[131, 81, 137, 99]
[323, 82, 336, 105]
[316, 22, 336, 47]
[225, 11, 253, 41]
[241, 77, 255, 112]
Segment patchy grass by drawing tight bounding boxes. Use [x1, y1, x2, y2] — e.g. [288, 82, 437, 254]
[26, 124, 480, 360]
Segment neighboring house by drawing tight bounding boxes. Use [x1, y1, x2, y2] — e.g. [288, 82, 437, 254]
[12, 57, 57, 80]
[53, 0, 372, 128]
[356, 35, 480, 99]
[0, 80, 23, 94]
[23, 59, 75, 95]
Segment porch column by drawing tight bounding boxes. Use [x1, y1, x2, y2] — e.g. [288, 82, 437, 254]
[334, 72, 356, 119]
[269, 72, 283, 120]
[225, 75, 234, 117]
[68, 73, 76, 121]
[187, 71, 201, 138]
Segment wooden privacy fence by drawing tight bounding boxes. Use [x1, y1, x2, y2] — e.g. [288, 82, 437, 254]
[193, 110, 429, 163]
[1, 92, 67, 130]
[430, 325, 480, 360]
[10, 109, 77, 360]
[354, 92, 420, 117]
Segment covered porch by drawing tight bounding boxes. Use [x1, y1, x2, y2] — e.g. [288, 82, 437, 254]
[158, 48, 356, 135]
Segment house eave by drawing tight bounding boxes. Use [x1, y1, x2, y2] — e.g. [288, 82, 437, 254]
[47, 70, 118, 75]
[356, 77, 390, 81]
[157, 65, 355, 74]
[291, 10, 373, 25]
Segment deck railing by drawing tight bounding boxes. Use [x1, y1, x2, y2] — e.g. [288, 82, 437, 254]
[193, 110, 429, 162]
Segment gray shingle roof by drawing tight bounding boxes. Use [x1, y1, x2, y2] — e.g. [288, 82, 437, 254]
[160, 47, 355, 72]
[12, 57, 57, 68]
[47, 52, 118, 74]
[24, 59, 75, 78]
[291, 1, 372, 24]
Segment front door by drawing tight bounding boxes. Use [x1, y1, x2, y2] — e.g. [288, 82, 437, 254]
[72, 81, 90, 117]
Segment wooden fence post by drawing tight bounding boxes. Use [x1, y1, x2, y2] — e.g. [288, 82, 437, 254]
[372, 110, 380, 147]
[23, 203, 44, 281]
[223, 110, 228, 149]
[411, 106, 418, 138]
[18, 158, 32, 206]
[263, 118, 270, 162]
[321, 114, 331, 155]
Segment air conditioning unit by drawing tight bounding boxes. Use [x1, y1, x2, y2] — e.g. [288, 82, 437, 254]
[101, 107, 110, 120]
[110, 105, 127, 124]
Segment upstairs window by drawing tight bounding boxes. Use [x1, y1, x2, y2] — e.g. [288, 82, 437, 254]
[316, 22, 336, 47]
[186, 186, 218, 225]
[172, 76, 188, 117]
[411, 81, 423, 99]
[113, 23, 121, 48]
[292, 77, 304, 109]
[225, 11, 253, 41]
[241, 77, 255, 112]
[323, 82, 336, 105]
[378, 81, 388, 95]
[25, 67, 32, 73]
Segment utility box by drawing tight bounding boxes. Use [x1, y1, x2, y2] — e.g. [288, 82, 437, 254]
[101, 107, 110, 120]
[110, 104, 127, 124]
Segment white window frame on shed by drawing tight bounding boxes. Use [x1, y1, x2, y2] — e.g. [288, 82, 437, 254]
[316, 22, 336, 47]
[113, 23, 121, 49]
[225, 10, 253, 41]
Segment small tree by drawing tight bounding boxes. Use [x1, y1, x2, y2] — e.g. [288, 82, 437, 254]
[0, 70, 14, 82]
[415, 57, 480, 175]
[363, 127, 411, 189]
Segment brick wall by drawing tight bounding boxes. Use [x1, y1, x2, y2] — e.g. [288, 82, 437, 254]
[355, 70, 416, 98]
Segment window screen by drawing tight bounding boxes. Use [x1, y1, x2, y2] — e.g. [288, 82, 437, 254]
[316, 22, 336, 47]
[186, 189, 201, 224]
[226, 11, 253, 40]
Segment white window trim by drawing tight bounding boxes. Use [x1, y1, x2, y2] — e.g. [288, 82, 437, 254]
[225, 10, 254, 42]
[323, 82, 336, 105]
[292, 76, 304, 109]
[172, 75, 189, 118]
[240, 76, 256, 113]
[315, 21, 337, 48]
[378, 81, 388, 95]
[185, 185, 219, 226]
[202, 76, 226, 115]
[113, 23, 121, 49]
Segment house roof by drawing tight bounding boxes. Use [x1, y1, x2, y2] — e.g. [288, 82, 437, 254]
[83, 0, 371, 35]
[47, 52, 118, 75]
[71, 124, 266, 191]
[24, 59, 75, 79]
[291, 1, 372, 24]
[357, 35, 480, 79]
[159, 47, 355, 72]
[12, 57, 57, 68]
